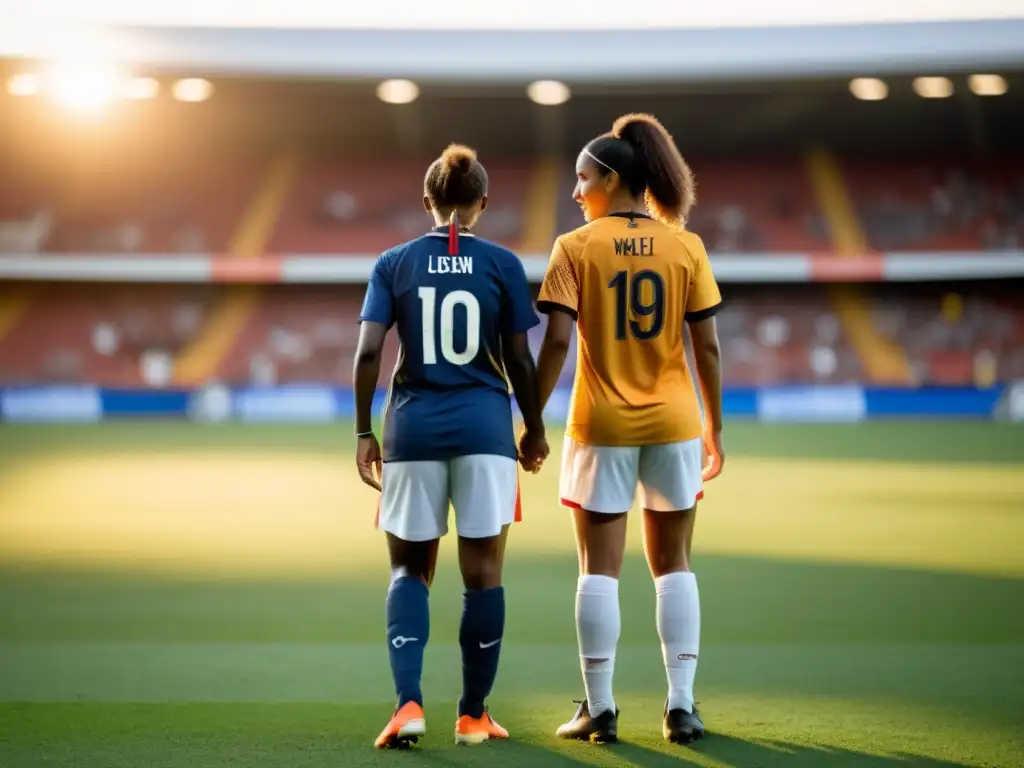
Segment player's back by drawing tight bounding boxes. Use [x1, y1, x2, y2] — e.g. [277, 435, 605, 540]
[362, 227, 536, 462]
[544, 213, 721, 446]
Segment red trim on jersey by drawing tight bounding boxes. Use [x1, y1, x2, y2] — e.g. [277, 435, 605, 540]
[560, 497, 583, 510]
[448, 218, 459, 255]
[696, 489, 704, 502]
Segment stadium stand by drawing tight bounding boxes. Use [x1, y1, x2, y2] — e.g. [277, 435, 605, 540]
[214, 285, 398, 386]
[842, 157, 1024, 252]
[0, 283, 890, 388]
[0, 283, 216, 386]
[0, 150, 263, 255]
[866, 284, 1024, 385]
[267, 159, 533, 255]
[556, 157, 830, 253]
[4, 150, 1021, 258]
[715, 285, 864, 386]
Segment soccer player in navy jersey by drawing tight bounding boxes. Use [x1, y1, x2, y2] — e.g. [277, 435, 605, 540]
[353, 144, 549, 748]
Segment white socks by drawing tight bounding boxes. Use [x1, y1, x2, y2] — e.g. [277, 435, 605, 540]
[656, 571, 701, 713]
[575, 574, 620, 717]
[576, 571, 700, 716]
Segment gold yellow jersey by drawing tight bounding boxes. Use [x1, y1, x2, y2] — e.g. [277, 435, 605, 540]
[538, 213, 722, 446]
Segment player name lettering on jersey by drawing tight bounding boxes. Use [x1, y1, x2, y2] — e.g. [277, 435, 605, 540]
[613, 237, 655, 257]
[428, 255, 474, 274]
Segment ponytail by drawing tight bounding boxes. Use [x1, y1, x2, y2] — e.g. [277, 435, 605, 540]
[584, 114, 695, 227]
[612, 113, 695, 227]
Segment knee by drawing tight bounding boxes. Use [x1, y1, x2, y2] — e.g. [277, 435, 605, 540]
[582, 548, 625, 579]
[648, 551, 690, 580]
[462, 560, 502, 591]
[391, 565, 431, 586]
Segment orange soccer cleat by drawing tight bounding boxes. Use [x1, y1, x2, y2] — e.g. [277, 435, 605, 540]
[374, 701, 426, 749]
[454, 710, 510, 746]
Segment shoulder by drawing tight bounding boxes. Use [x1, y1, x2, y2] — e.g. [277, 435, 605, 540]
[556, 221, 603, 257]
[673, 228, 709, 257]
[471, 235, 518, 262]
[375, 234, 431, 272]
[383, 234, 431, 259]
[469, 236, 527, 273]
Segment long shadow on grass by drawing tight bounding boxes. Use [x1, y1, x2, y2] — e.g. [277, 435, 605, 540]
[612, 735, 974, 767]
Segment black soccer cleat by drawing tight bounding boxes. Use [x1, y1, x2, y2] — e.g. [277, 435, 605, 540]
[556, 699, 618, 744]
[663, 701, 705, 745]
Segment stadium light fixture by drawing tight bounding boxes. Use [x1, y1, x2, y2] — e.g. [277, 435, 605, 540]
[7, 73, 41, 97]
[968, 74, 1008, 97]
[527, 80, 571, 106]
[913, 76, 953, 99]
[172, 78, 214, 103]
[376, 79, 419, 104]
[849, 78, 888, 101]
[48, 61, 119, 116]
[123, 77, 160, 100]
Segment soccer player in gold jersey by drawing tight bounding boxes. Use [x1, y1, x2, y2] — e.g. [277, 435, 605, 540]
[534, 113, 725, 745]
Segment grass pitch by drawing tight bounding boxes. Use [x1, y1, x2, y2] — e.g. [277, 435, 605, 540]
[0, 421, 1022, 767]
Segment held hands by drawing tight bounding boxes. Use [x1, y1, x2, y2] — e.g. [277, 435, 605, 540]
[356, 434, 383, 491]
[702, 428, 725, 482]
[518, 427, 549, 474]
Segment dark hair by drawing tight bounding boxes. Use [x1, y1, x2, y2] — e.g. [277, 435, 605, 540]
[424, 144, 488, 209]
[584, 113, 696, 226]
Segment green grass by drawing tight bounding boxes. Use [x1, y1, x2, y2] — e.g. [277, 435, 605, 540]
[0, 422, 1022, 767]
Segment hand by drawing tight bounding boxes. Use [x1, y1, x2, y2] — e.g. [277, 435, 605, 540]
[701, 429, 725, 482]
[356, 434, 383, 491]
[518, 428, 549, 474]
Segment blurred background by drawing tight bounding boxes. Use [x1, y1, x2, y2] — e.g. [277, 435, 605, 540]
[0, 11, 1023, 412]
[0, 6, 1023, 768]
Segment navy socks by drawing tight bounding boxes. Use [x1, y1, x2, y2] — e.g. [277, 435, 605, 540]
[385, 576, 430, 707]
[458, 586, 506, 718]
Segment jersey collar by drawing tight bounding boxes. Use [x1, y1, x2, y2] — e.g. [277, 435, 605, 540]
[606, 212, 653, 221]
[427, 225, 475, 237]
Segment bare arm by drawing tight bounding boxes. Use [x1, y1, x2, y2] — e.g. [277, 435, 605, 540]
[352, 321, 387, 490]
[503, 331, 550, 472]
[536, 309, 575, 410]
[688, 315, 725, 479]
[502, 332, 544, 436]
[688, 316, 722, 432]
[353, 321, 387, 435]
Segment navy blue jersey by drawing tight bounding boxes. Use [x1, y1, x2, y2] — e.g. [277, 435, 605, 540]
[360, 227, 539, 462]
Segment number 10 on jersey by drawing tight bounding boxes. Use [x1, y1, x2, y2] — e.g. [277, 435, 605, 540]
[418, 286, 481, 365]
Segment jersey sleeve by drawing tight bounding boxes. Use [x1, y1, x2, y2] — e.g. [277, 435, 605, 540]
[359, 254, 395, 327]
[537, 238, 580, 320]
[501, 255, 541, 334]
[685, 236, 723, 322]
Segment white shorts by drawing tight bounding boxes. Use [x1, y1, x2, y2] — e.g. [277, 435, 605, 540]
[377, 454, 520, 542]
[559, 436, 704, 514]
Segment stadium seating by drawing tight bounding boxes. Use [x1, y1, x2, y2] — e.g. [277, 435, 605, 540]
[0, 150, 262, 255]
[866, 285, 1024, 385]
[267, 159, 533, 255]
[557, 157, 830, 254]
[4, 150, 1021, 257]
[214, 286, 399, 386]
[714, 286, 864, 386]
[0, 284, 217, 386]
[842, 157, 1024, 251]
[3, 283, 1022, 388]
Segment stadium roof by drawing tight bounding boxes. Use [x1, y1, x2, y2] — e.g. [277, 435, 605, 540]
[4, 0, 1024, 29]
[2, 19, 1024, 81]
